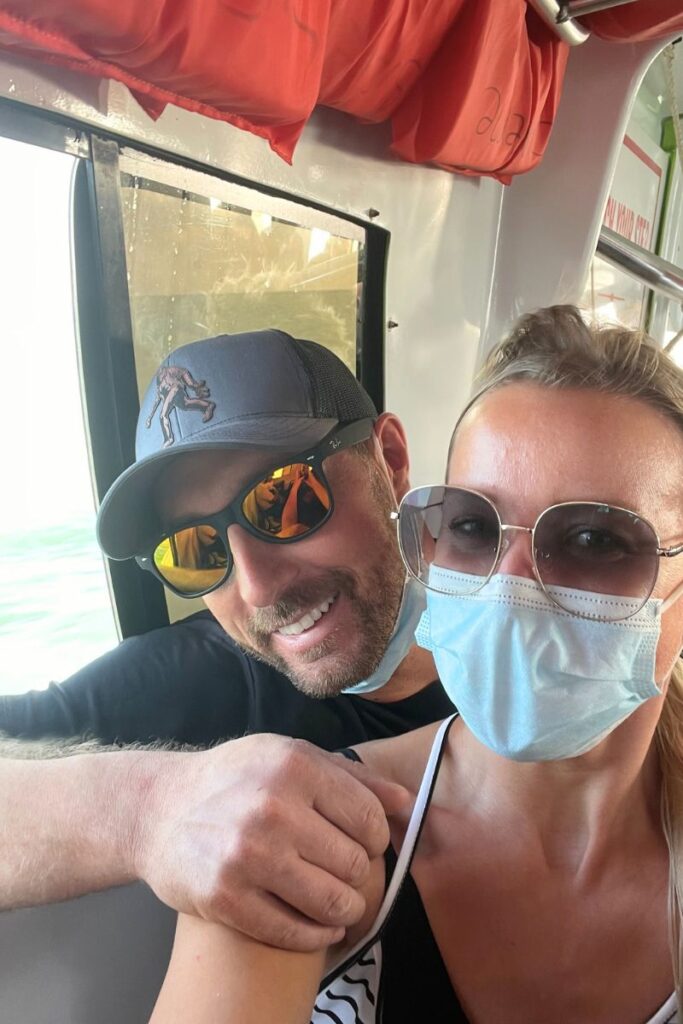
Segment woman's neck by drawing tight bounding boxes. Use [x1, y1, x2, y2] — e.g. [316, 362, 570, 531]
[442, 704, 665, 879]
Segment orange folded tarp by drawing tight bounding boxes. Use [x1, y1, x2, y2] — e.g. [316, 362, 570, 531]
[0, 1, 677, 182]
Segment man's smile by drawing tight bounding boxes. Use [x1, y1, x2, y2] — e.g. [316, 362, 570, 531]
[269, 592, 349, 660]
[276, 594, 339, 636]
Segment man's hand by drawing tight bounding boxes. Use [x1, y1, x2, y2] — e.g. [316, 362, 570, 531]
[132, 735, 409, 952]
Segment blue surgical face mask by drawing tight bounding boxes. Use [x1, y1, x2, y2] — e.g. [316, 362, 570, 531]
[415, 567, 663, 761]
[343, 576, 426, 695]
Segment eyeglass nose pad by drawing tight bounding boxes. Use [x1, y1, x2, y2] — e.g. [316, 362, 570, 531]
[494, 525, 537, 579]
[491, 529, 511, 576]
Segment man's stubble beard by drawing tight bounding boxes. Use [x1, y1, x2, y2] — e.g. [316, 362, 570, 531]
[237, 483, 406, 698]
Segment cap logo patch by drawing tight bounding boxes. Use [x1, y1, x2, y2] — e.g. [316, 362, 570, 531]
[145, 365, 216, 448]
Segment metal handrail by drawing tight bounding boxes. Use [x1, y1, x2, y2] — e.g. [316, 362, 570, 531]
[558, 0, 639, 21]
[597, 226, 683, 305]
[527, 0, 641, 45]
[527, 0, 590, 44]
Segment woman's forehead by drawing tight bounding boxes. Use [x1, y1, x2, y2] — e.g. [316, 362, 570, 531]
[447, 383, 683, 521]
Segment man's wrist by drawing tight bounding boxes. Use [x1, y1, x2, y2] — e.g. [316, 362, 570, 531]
[122, 747, 199, 889]
[121, 749, 170, 883]
[58, 751, 146, 891]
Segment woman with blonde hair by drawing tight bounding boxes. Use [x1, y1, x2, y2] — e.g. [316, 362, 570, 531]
[151, 305, 683, 1023]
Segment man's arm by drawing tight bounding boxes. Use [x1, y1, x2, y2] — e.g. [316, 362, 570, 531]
[0, 611, 250, 746]
[0, 733, 408, 951]
[0, 739, 144, 906]
[0, 613, 408, 949]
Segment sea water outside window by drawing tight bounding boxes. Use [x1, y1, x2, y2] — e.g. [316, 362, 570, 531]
[0, 136, 118, 695]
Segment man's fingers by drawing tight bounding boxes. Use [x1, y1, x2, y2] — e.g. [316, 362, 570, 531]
[294, 808, 372, 888]
[251, 851, 367, 931]
[339, 759, 412, 817]
[324, 752, 412, 818]
[311, 757, 411, 861]
[216, 889, 346, 953]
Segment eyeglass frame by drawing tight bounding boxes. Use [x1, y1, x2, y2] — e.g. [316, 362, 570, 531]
[136, 417, 375, 598]
[391, 484, 683, 621]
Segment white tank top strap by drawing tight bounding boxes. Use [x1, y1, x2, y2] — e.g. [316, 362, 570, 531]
[322, 713, 458, 984]
[645, 992, 678, 1023]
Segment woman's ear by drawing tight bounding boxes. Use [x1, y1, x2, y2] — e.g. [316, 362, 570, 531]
[372, 413, 411, 503]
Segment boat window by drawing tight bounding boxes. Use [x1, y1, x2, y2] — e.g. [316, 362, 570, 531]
[649, 125, 683, 361]
[0, 136, 118, 695]
[119, 150, 365, 385]
[579, 47, 683, 353]
[118, 149, 368, 621]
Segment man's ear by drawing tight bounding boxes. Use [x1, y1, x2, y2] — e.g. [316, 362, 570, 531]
[373, 413, 411, 503]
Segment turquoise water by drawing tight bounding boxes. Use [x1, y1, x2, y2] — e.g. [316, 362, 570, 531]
[0, 518, 119, 696]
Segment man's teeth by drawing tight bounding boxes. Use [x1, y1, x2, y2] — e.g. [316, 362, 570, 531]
[277, 596, 336, 636]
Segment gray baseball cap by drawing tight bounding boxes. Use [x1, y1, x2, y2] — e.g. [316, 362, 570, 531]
[96, 329, 377, 560]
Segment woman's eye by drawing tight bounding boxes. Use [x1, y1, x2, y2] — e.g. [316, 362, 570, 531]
[564, 528, 630, 559]
[447, 516, 496, 544]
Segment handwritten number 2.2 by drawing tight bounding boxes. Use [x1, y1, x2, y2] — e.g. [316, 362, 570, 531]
[476, 87, 527, 148]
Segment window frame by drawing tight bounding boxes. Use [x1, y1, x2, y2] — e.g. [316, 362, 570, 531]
[0, 98, 388, 639]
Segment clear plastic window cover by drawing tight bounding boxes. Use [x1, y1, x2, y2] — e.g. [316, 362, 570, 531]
[118, 147, 366, 626]
[119, 147, 365, 388]
[119, 148, 365, 242]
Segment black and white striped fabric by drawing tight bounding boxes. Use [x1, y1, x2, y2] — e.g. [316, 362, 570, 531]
[310, 713, 680, 1024]
[312, 945, 382, 1023]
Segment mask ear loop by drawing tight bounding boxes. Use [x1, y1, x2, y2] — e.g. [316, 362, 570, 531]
[659, 579, 683, 686]
[370, 433, 418, 642]
[662, 577, 683, 614]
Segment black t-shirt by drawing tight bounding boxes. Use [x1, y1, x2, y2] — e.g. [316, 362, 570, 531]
[0, 610, 454, 749]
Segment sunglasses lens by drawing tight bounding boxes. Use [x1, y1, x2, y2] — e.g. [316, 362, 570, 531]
[153, 524, 230, 596]
[241, 463, 332, 539]
[534, 504, 659, 619]
[398, 486, 500, 593]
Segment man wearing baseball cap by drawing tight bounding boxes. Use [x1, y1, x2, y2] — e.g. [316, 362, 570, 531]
[0, 330, 451, 951]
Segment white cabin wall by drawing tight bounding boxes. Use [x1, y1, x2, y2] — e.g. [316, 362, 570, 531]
[0, 53, 503, 485]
